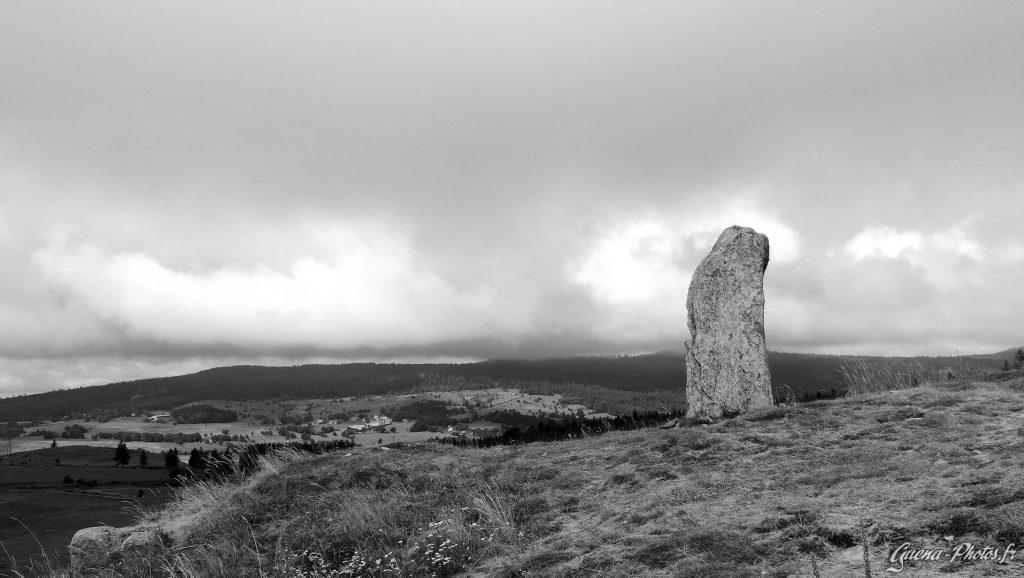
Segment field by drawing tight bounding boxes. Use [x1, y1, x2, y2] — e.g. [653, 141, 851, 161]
[347, 419, 448, 446]
[0, 490, 172, 578]
[0, 447, 176, 578]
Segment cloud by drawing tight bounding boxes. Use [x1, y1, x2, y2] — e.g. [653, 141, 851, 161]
[574, 221, 683, 306]
[29, 224, 534, 352]
[1003, 242, 1024, 264]
[572, 200, 800, 298]
[570, 200, 801, 343]
[842, 222, 984, 290]
[755, 218, 1024, 355]
[843, 227, 923, 260]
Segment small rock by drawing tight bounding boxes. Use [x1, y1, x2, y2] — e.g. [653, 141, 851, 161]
[837, 545, 864, 563]
[70, 526, 124, 570]
[70, 525, 164, 571]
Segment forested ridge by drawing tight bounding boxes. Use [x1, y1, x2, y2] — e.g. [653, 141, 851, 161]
[0, 351, 1010, 422]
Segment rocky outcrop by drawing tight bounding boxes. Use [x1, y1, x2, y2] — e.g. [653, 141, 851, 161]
[685, 225, 773, 418]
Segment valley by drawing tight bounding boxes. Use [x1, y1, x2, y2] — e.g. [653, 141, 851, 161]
[0, 387, 614, 574]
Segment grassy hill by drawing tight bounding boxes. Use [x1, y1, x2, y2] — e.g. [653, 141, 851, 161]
[2, 350, 1013, 423]
[39, 374, 1024, 577]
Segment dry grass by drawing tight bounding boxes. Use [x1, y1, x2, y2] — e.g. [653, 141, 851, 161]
[838, 359, 930, 395]
[26, 376, 1024, 577]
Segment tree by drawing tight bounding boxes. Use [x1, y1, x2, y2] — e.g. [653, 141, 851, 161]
[1015, 349, 1024, 370]
[114, 442, 131, 466]
[138, 449, 148, 466]
[62, 424, 88, 439]
[1005, 359, 1012, 371]
[188, 448, 203, 469]
[164, 448, 180, 469]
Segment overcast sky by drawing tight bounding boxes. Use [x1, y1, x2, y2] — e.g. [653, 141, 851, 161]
[2, 2, 1023, 396]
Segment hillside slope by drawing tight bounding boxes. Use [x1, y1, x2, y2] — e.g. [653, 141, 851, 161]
[66, 376, 1024, 577]
[2, 351, 1009, 423]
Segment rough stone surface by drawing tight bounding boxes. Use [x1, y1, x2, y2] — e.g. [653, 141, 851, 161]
[685, 225, 773, 418]
[69, 526, 125, 571]
[121, 527, 164, 552]
[70, 524, 164, 572]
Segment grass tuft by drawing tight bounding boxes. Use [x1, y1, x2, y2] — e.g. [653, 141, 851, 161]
[838, 359, 929, 395]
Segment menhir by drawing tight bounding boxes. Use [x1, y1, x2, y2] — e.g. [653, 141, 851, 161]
[685, 225, 773, 419]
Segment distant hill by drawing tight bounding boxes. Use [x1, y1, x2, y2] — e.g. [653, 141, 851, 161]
[957, 345, 1024, 362]
[0, 350, 1014, 423]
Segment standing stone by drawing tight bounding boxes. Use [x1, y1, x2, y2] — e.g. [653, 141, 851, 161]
[685, 225, 773, 418]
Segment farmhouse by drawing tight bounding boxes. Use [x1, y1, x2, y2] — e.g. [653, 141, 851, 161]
[366, 415, 392, 428]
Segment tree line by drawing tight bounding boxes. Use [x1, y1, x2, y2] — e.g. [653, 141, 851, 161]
[143, 438, 358, 482]
[1002, 349, 1024, 371]
[91, 430, 253, 444]
[428, 409, 684, 449]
